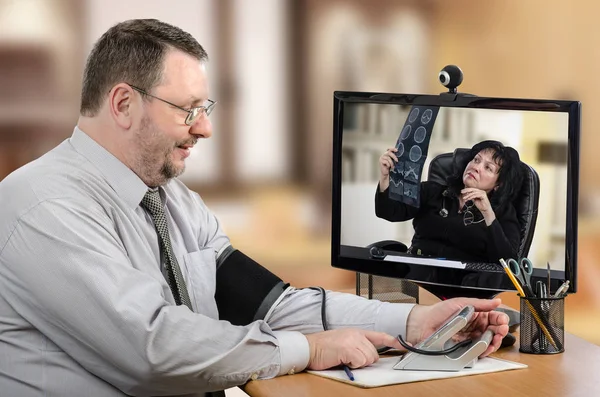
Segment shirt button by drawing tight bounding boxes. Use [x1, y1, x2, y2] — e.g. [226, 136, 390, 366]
[288, 366, 296, 375]
[251, 373, 259, 381]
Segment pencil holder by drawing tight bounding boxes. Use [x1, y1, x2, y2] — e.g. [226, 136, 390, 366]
[519, 295, 565, 354]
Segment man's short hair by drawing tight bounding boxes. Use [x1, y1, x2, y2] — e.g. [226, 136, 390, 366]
[80, 19, 208, 116]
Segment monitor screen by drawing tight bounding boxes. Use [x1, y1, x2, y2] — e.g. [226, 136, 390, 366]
[331, 91, 580, 297]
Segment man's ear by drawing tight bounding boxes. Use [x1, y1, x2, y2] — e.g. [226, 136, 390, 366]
[108, 83, 136, 129]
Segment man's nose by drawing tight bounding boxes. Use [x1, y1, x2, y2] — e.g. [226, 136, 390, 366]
[190, 116, 212, 139]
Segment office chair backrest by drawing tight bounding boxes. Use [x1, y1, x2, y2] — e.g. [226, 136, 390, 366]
[428, 149, 540, 258]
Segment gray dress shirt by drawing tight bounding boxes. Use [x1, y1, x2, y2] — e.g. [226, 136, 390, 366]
[0, 127, 414, 396]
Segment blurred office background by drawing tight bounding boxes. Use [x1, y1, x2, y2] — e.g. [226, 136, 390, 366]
[1, 0, 599, 351]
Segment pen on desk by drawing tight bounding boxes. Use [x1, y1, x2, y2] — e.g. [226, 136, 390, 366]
[547, 262, 551, 291]
[343, 365, 355, 381]
[553, 280, 570, 298]
[499, 258, 559, 349]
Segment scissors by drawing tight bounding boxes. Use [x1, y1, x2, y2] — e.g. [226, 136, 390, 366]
[507, 258, 535, 297]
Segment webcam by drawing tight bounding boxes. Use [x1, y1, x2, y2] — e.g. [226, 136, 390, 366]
[438, 65, 476, 102]
[438, 65, 463, 93]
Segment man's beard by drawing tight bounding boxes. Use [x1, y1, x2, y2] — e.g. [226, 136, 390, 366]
[135, 115, 191, 186]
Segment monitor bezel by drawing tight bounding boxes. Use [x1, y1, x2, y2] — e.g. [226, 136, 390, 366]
[331, 90, 581, 294]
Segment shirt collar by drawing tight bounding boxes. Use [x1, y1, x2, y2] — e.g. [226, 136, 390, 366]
[69, 126, 152, 209]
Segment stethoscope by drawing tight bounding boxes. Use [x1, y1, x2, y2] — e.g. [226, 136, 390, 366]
[439, 189, 475, 218]
[439, 189, 449, 218]
[440, 189, 481, 221]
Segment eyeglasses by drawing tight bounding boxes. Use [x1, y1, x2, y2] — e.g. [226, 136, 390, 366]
[128, 84, 216, 126]
[463, 200, 485, 226]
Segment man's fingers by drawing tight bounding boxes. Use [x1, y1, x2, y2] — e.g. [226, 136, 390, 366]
[306, 329, 404, 371]
[344, 348, 369, 369]
[346, 340, 380, 369]
[487, 310, 510, 326]
[480, 332, 506, 357]
[458, 298, 502, 313]
[339, 332, 384, 369]
[361, 336, 381, 356]
[362, 330, 403, 350]
[475, 319, 509, 357]
[470, 311, 509, 334]
[488, 323, 509, 337]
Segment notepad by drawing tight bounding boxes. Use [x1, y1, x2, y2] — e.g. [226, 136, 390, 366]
[307, 356, 527, 388]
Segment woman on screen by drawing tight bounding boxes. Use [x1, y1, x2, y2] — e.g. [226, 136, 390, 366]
[375, 140, 524, 262]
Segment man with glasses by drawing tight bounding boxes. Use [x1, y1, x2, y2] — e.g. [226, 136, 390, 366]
[127, 84, 217, 127]
[0, 19, 509, 396]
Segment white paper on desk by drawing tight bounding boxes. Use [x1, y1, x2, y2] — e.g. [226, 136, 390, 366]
[307, 357, 527, 388]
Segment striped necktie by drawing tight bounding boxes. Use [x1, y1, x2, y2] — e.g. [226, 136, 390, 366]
[141, 189, 193, 310]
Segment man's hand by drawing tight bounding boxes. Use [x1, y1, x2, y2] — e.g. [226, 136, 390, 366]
[305, 329, 402, 370]
[406, 298, 509, 357]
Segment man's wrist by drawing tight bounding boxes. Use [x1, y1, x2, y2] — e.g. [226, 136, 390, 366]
[273, 331, 310, 376]
[405, 305, 430, 345]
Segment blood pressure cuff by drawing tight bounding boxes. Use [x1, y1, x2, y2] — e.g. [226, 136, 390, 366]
[215, 246, 288, 326]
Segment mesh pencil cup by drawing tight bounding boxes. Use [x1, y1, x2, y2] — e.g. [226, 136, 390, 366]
[519, 295, 565, 354]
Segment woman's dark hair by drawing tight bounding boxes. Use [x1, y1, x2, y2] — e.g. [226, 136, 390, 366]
[446, 140, 524, 210]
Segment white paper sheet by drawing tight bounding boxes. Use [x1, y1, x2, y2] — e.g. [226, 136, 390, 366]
[307, 356, 527, 388]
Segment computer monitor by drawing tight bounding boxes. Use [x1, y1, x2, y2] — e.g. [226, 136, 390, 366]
[331, 90, 580, 298]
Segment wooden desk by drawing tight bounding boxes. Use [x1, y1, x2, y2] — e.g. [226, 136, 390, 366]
[244, 333, 600, 397]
